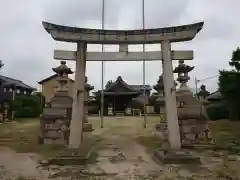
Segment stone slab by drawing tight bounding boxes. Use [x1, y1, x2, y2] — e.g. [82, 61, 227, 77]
[45, 156, 87, 166]
[154, 148, 201, 164]
[54, 50, 194, 61]
[182, 144, 216, 150]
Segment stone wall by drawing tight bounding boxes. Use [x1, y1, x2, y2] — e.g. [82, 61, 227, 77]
[39, 108, 70, 145]
[155, 104, 213, 148]
[179, 118, 212, 147]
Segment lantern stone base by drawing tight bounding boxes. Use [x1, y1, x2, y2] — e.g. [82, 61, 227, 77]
[0, 113, 3, 122]
[155, 148, 201, 164]
[40, 149, 89, 166]
[83, 123, 94, 132]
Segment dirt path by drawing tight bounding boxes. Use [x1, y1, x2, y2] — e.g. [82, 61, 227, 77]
[2, 117, 239, 179]
[86, 118, 162, 179]
[0, 146, 48, 179]
[88, 135, 161, 178]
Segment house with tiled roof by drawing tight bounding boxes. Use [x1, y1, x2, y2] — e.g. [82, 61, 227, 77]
[38, 74, 93, 104]
[0, 74, 36, 119]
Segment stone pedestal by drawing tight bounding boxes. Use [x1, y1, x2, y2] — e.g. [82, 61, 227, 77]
[0, 113, 3, 122]
[40, 107, 71, 145]
[39, 90, 72, 145]
[155, 148, 200, 164]
[39, 60, 94, 146]
[82, 80, 94, 133]
[155, 120, 167, 140]
[155, 86, 214, 164]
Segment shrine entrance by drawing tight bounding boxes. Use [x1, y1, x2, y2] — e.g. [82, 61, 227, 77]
[42, 20, 203, 150]
[94, 75, 144, 116]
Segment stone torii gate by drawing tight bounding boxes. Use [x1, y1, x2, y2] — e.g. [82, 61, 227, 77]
[42, 21, 204, 150]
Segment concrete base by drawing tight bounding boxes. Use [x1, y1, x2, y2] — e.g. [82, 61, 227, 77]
[40, 148, 90, 166]
[83, 123, 94, 132]
[182, 143, 216, 150]
[46, 156, 87, 166]
[155, 148, 201, 164]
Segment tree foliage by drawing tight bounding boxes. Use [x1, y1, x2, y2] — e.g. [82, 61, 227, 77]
[0, 60, 3, 69]
[229, 47, 240, 71]
[219, 47, 240, 120]
[12, 95, 42, 118]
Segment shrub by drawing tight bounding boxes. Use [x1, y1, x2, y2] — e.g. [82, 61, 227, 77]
[12, 95, 42, 118]
[207, 103, 229, 121]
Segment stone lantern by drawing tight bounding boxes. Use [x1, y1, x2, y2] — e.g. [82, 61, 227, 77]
[197, 84, 210, 101]
[39, 61, 94, 145]
[83, 77, 94, 132]
[174, 60, 194, 95]
[171, 60, 214, 149]
[153, 74, 165, 114]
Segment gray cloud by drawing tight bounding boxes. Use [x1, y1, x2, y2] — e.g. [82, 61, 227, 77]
[0, 0, 239, 93]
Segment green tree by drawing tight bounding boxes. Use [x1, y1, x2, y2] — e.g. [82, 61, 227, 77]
[0, 60, 3, 69]
[229, 47, 240, 71]
[219, 47, 240, 120]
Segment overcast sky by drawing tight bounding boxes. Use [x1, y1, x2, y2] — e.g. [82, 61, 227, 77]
[0, 0, 240, 93]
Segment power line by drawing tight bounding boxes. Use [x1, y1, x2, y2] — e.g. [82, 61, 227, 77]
[196, 75, 218, 83]
[195, 75, 218, 95]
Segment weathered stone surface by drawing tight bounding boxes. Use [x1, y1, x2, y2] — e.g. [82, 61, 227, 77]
[45, 131, 62, 138]
[46, 157, 87, 166]
[181, 125, 193, 133]
[184, 133, 196, 141]
[156, 123, 167, 131]
[155, 149, 201, 164]
[44, 139, 53, 144]
[54, 139, 66, 145]
[39, 63, 94, 145]
[83, 123, 93, 132]
[180, 118, 198, 125]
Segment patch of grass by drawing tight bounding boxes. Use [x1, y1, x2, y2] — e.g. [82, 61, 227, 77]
[214, 155, 240, 179]
[0, 118, 63, 157]
[209, 120, 240, 153]
[86, 151, 99, 164]
[16, 176, 27, 180]
[135, 136, 162, 153]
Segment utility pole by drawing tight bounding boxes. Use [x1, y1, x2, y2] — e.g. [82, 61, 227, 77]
[100, 0, 105, 128]
[142, 0, 147, 128]
[195, 75, 218, 96]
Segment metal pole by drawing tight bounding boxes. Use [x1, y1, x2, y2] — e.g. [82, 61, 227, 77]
[195, 77, 198, 97]
[142, 0, 147, 128]
[100, 0, 105, 128]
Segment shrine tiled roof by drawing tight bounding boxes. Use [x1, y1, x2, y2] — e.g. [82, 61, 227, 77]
[0, 75, 35, 91]
[130, 85, 152, 91]
[207, 91, 222, 101]
[38, 74, 74, 84]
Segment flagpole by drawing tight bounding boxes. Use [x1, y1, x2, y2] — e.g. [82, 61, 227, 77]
[142, 0, 147, 128]
[100, 0, 105, 128]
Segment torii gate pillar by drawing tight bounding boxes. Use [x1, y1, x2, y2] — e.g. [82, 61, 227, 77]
[68, 42, 86, 149]
[161, 40, 181, 149]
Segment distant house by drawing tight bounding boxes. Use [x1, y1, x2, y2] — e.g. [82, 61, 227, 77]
[207, 90, 223, 102]
[38, 74, 93, 105]
[203, 90, 223, 106]
[38, 74, 75, 104]
[0, 75, 36, 117]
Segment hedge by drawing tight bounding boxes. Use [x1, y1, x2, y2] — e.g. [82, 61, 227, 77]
[206, 103, 229, 121]
[12, 95, 42, 118]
